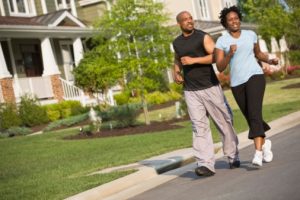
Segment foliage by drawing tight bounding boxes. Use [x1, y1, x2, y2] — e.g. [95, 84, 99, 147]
[73, 47, 121, 96]
[1, 126, 32, 137]
[169, 83, 183, 95]
[239, 0, 289, 42]
[44, 101, 87, 122]
[288, 50, 300, 65]
[43, 113, 89, 132]
[76, 0, 173, 96]
[284, 0, 300, 49]
[114, 91, 131, 105]
[238, 0, 300, 50]
[0, 103, 21, 131]
[99, 103, 142, 127]
[18, 95, 49, 127]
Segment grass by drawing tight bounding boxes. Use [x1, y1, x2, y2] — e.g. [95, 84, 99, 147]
[0, 77, 299, 200]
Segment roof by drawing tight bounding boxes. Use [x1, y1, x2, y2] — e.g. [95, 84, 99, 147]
[0, 9, 86, 27]
[0, 10, 94, 38]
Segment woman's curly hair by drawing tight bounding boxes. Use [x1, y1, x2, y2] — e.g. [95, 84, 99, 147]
[219, 6, 243, 28]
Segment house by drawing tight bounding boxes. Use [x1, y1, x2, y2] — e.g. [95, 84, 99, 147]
[0, 0, 113, 105]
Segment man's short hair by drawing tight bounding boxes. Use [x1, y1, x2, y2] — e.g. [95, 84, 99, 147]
[176, 11, 190, 23]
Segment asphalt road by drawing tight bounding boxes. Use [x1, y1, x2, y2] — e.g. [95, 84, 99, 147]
[129, 124, 300, 200]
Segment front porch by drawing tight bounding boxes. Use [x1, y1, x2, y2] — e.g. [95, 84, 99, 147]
[0, 10, 108, 105]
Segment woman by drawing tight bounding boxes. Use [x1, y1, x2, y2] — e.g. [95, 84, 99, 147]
[215, 6, 278, 166]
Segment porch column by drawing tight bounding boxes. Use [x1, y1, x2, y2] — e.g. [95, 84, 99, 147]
[0, 42, 15, 103]
[73, 37, 84, 66]
[41, 0, 48, 14]
[0, 42, 12, 79]
[41, 37, 60, 76]
[70, 0, 77, 17]
[7, 39, 22, 102]
[40, 37, 63, 101]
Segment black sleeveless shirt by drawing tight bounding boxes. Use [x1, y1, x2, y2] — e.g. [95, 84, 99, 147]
[172, 29, 219, 91]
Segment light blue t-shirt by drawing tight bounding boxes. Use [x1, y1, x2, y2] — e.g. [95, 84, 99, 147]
[215, 30, 263, 87]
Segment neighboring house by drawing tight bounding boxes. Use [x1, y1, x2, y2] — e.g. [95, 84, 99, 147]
[0, 0, 112, 105]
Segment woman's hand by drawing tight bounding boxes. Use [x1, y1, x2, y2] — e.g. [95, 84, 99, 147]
[268, 58, 279, 65]
[229, 44, 237, 57]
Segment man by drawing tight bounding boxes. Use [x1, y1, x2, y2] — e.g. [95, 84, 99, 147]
[172, 11, 239, 176]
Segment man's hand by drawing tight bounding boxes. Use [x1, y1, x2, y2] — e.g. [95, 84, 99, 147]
[174, 71, 184, 84]
[181, 56, 195, 65]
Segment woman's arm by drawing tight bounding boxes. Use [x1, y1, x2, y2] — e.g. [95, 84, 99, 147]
[215, 44, 236, 72]
[254, 43, 278, 65]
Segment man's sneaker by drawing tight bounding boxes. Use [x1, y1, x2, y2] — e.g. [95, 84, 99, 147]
[229, 159, 240, 169]
[195, 166, 215, 176]
[262, 139, 273, 162]
[252, 150, 263, 166]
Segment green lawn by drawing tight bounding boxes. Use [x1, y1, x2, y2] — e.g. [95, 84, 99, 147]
[0, 77, 299, 200]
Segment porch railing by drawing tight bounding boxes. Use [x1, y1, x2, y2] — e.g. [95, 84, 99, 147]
[59, 78, 90, 106]
[13, 77, 54, 102]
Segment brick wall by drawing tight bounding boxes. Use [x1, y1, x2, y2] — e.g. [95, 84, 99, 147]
[0, 78, 15, 103]
[50, 75, 64, 101]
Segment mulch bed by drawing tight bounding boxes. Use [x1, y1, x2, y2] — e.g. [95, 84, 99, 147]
[64, 116, 189, 140]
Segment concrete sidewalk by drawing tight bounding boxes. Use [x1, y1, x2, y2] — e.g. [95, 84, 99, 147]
[65, 111, 300, 200]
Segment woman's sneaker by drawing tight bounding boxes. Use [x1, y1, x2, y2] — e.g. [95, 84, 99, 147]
[252, 150, 263, 166]
[262, 139, 273, 162]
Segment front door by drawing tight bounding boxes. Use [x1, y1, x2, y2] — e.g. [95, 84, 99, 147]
[60, 41, 75, 82]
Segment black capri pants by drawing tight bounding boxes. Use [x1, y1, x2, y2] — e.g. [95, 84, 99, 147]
[231, 74, 270, 139]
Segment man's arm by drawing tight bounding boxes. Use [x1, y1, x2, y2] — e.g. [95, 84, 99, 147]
[173, 53, 184, 84]
[180, 34, 214, 65]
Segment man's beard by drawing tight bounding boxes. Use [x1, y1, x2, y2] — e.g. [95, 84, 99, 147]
[183, 27, 194, 34]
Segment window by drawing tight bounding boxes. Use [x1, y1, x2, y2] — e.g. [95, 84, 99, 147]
[7, 0, 36, 16]
[198, 0, 209, 20]
[56, 0, 71, 10]
[223, 0, 235, 7]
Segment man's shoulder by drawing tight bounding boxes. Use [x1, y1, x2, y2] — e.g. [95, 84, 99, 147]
[173, 33, 184, 45]
[194, 29, 208, 36]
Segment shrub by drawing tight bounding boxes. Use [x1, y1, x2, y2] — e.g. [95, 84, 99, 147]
[3, 126, 32, 137]
[44, 100, 86, 121]
[128, 91, 182, 106]
[19, 95, 49, 127]
[169, 83, 183, 94]
[43, 113, 89, 132]
[114, 92, 130, 105]
[46, 110, 61, 122]
[0, 103, 21, 131]
[288, 50, 300, 65]
[99, 104, 141, 128]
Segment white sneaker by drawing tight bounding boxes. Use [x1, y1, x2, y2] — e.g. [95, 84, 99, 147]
[262, 139, 273, 162]
[252, 150, 263, 166]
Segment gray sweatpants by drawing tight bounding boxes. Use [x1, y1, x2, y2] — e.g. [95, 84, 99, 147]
[184, 85, 239, 172]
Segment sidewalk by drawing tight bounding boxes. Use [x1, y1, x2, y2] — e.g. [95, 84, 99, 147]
[65, 111, 300, 200]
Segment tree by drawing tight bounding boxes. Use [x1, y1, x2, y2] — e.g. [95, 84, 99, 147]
[238, 0, 289, 42]
[74, 0, 173, 124]
[238, 0, 300, 48]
